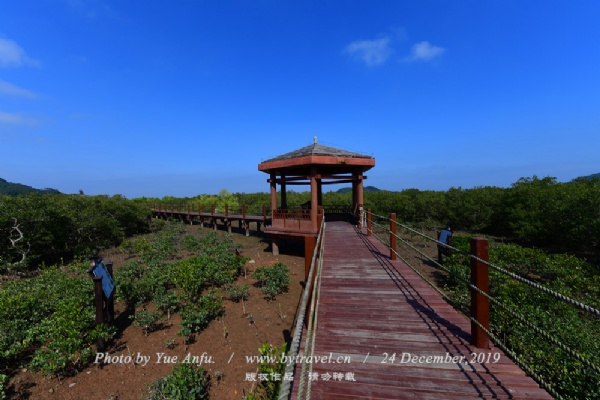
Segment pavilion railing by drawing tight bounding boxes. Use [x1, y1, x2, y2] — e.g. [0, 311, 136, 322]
[273, 208, 311, 221]
[323, 205, 354, 215]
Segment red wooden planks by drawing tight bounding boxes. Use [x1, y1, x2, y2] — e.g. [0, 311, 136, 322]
[288, 222, 552, 400]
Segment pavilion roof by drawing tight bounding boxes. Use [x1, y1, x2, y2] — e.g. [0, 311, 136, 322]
[258, 142, 375, 175]
[263, 143, 372, 163]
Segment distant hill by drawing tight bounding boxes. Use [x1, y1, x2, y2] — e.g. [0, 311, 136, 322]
[0, 178, 61, 196]
[581, 173, 600, 181]
[336, 186, 382, 194]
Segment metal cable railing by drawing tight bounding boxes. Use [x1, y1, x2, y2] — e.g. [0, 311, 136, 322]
[367, 210, 600, 397]
[278, 216, 326, 400]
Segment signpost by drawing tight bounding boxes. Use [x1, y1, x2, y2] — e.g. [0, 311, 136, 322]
[88, 257, 116, 324]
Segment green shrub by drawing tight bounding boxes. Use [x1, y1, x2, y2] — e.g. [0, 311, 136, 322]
[0, 193, 150, 270]
[169, 256, 208, 301]
[439, 239, 600, 399]
[222, 284, 250, 302]
[154, 289, 180, 319]
[115, 261, 169, 307]
[145, 363, 210, 400]
[182, 234, 203, 252]
[130, 309, 162, 336]
[178, 291, 223, 337]
[1, 373, 8, 400]
[0, 262, 115, 378]
[252, 263, 290, 300]
[244, 342, 286, 400]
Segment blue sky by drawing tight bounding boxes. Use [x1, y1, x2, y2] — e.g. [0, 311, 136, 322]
[1, 1, 599, 198]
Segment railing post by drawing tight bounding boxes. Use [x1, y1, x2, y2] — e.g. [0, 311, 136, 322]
[367, 209, 372, 236]
[390, 213, 397, 260]
[317, 207, 324, 230]
[470, 237, 490, 349]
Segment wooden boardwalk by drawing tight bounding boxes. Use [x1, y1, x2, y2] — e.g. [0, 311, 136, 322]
[289, 221, 552, 400]
[151, 208, 269, 235]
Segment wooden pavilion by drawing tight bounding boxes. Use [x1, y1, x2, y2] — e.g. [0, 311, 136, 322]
[258, 138, 375, 276]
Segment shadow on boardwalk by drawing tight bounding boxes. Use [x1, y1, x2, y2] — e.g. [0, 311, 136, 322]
[289, 221, 551, 400]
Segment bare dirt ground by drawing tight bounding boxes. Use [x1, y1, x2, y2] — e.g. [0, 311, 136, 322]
[8, 223, 306, 400]
[6, 220, 460, 400]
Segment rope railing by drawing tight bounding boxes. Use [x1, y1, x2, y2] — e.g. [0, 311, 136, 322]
[366, 209, 600, 396]
[370, 217, 600, 374]
[469, 317, 564, 400]
[277, 216, 326, 400]
[369, 211, 600, 318]
[297, 218, 326, 400]
[369, 222, 571, 398]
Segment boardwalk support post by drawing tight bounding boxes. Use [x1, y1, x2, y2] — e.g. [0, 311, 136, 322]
[470, 237, 490, 349]
[390, 213, 397, 260]
[226, 204, 232, 233]
[367, 208, 372, 236]
[242, 204, 250, 236]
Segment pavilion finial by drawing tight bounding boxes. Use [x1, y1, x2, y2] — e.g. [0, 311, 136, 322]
[313, 136, 317, 144]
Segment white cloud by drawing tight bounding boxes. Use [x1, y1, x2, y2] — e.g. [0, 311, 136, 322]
[0, 112, 38, 125]
[343, 36, 393, 66]
[404, 41, 445, 62]
[0, 38, 40, 68]
[0, 80, 39, 99]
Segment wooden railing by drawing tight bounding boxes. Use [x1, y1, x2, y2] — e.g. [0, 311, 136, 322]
[272, 208, 311, 221]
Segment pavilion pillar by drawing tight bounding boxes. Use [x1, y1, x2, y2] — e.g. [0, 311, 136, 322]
[317, 179, 323, 207]
[270, 172, 277, 212]
[357, 174, 364, 227]
[270, 172, 279, 256]
[310, 167, 318, 231]
[281, 175, 287, 210]
[352, 173, 358, 214]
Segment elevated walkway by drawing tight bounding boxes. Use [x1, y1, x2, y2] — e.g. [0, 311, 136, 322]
[289, 221, 551, 399]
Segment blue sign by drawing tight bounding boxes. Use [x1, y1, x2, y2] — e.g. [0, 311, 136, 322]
[92, 260, 115, 298]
